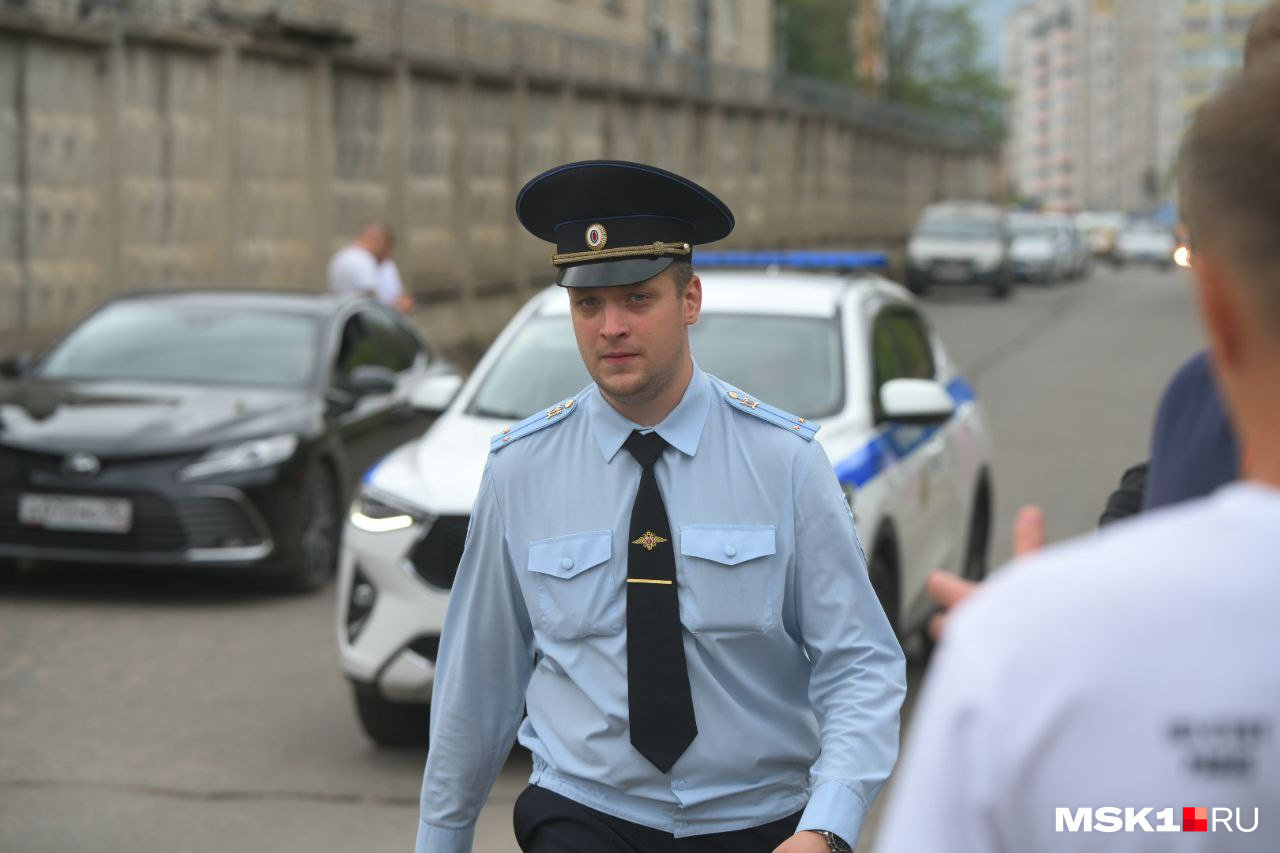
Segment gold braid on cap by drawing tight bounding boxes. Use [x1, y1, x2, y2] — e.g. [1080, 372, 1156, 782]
[552, 241, 692, 267]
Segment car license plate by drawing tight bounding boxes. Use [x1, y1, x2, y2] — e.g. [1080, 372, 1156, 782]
[935, 263, 969, 283]
[18, 494, 133, 534]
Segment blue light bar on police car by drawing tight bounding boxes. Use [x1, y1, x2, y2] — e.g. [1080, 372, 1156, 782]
[694, 250, 889, 270]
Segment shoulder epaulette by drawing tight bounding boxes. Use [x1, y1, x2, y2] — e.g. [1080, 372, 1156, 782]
[490, 395, 581, 452]
[719, 384, 819, 441]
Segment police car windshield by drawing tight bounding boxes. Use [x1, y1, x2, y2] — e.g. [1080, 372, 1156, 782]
[917, 218, 1001, 240]
[1012, 222, 1056, 239]
[469, 316, 591, 419]
[468, 313, 843, 420]
[37, 302, 321, 388]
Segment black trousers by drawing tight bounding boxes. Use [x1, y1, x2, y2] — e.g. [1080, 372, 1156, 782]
[513, 784, 804, 853]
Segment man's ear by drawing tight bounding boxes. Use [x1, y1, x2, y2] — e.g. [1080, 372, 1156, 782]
[1193, 249, 1245, 372]
[684, 275, 702, 326]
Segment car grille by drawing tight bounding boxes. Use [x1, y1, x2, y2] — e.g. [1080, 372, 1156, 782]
[0, 488, 188, 553]
[408, 635, 441, 663]
[409, 516, 470, 589]
[0, 489, 263, 555]
[175, 497, 263, 550]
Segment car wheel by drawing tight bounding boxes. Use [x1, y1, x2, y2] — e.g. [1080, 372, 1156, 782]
[352, 682, 430, 748]
[279, 462, 341, 593]
[0, 558, 17, 582]
[962, 482, 992, 582]
[867, 546, 900, 637]
[990, 270, 1012, 300]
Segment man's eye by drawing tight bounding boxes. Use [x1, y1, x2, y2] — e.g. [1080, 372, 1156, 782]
[629, 293, 649, 303]
[578, 299, 598, 309]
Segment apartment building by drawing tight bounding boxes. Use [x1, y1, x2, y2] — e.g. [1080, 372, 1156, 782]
[1004, 0, 1224, 212]
[1180, 0, 1268, 113]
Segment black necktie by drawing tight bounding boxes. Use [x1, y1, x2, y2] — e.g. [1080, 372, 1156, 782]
[623, 430, 697, 772]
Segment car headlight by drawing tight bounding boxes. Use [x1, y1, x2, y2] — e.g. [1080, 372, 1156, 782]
[179, 434, 299, 481]
[349, 487, 423, 533]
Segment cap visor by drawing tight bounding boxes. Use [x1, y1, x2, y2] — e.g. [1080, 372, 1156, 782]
[556, 257, 677, 289]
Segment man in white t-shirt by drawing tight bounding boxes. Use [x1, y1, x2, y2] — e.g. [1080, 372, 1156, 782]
[875, 61, 1280, 852]
[328, 222, 395, 300]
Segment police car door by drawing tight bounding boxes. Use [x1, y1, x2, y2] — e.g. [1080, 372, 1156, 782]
[870, 305, 952, 589]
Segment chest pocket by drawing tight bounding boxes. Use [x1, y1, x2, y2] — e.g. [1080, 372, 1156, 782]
[677, 525, 779, 634]
[526, 530, 623, 641]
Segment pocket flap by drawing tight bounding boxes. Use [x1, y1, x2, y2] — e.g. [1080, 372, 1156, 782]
[527, 530, 612, 579]
[680, 525, 776, 566]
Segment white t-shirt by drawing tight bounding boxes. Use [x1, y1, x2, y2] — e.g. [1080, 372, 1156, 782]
[377, 258, 405, 306]
[876, 482, 1280, 852]
[327, 245, 380, 297]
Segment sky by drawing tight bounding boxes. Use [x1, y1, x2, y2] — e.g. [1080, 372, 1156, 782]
[971, 0, 1027, 67]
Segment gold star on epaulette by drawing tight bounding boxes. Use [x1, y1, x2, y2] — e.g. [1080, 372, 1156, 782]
[631, 531, 668, 551]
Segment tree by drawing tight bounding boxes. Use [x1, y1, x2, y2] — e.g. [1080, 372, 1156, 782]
[883, 0, 1007, 138]
[776, 0, 859, 88]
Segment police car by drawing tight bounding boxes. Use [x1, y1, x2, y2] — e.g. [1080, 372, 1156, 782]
[337, 252, 993, 745]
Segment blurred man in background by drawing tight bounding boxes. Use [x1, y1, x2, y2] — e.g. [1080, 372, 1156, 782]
[327, 221, 413, 312]
[875, 58, 1280, 852]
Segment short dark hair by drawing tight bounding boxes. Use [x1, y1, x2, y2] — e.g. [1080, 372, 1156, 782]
[1179, 59, 1280, 320]
[668, 260, 694, 294]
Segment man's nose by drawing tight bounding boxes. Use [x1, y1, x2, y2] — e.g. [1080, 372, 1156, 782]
[600, 301, 629, 338]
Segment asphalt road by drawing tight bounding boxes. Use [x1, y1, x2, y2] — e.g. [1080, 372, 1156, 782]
[0, 263, 1204, 853]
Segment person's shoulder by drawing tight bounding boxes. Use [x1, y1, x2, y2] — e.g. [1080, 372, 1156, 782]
[1164, 349, 1215, 396]
[954, 488, 1255, 645]
[705, 374, 820, 444]
[333, 245, 377, 270]
[488, 387, 591, 456]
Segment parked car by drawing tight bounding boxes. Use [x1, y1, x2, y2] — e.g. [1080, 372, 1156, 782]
[338, 258, 994, 745]
[1077, 211, 1129, 263]
[1045, 213, 1092, 280]
[1008, 214, 1070, 284]
[1115, 221, 1177, 269]
[906, 202, 1012, 299]
[0, 291, 462, 591]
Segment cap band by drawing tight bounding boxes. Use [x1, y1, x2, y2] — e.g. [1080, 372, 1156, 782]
[552, 241, 692, 267]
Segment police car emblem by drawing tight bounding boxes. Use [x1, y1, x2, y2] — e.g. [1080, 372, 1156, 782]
[585, 223, 608, 251]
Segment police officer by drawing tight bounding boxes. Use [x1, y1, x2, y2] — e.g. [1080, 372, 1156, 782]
[415, 161, 906, 853]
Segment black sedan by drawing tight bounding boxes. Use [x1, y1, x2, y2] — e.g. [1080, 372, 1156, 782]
[0, 290, 462, 591]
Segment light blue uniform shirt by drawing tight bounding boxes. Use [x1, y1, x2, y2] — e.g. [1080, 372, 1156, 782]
[417, 365, 906, 852]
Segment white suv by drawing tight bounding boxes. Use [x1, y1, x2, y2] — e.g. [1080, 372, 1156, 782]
[337, 262, 994, 745]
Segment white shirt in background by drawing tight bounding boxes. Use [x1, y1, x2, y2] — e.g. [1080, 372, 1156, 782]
[327, 245, 380, 297]
[875, 482, 1280, 853]
[377, 259, 406, 307]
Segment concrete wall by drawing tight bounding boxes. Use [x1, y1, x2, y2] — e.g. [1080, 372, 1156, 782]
[0, 4, 998, 356]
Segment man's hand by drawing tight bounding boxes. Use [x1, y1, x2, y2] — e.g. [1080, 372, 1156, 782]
[773, 830, 835, 853]
[926, 504, 1046, 640]
[393, 293, 416, 314]
[1009, 504, 1047, 558]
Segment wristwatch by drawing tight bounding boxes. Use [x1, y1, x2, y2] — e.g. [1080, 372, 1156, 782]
[814, 830, 852, 852]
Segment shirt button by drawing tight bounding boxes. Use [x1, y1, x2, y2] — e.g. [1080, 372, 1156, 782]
[675, 780, 687, 790]
[724, 544, 737, 558]
[560, 557, 574, 571]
